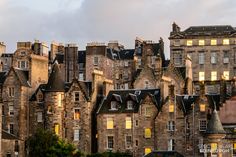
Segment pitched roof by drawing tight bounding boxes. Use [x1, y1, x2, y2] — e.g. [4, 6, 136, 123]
[0, 72, 7, 85]
[176, 95, 199, 115]
[206, 94, 221, 110]
[29, 84, 47, 101]
[206, 109, 226, 135]
[45, 62, 65, 92]
[13, 68, 30, 87]
[97, 88, 161, 114]
[2, 130, 19, 140]
[144, 150, 184, 157]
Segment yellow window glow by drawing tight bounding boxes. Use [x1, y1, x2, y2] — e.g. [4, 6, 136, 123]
[211, 71, 217, 81]
[169, 104, 174, 113]
[58, 94, 62, 107]
[145, 148, 152, 155]
[211, 143, 217, 153]
[211, 39, 217, 45]
[234, 143, 236, 149]
[199, 72, 205, 81]
[125, 117, 132, 129]
[223, 71, 229, 80]
[74, 109, 80, 120]
[107, 117, 114, 129]
[145, 128, 151, 138]
[199, 40, 205, 46]
[55, 124, 59, 135]
[186, 40, 192, 46]
[223, 39, 229, 45]
[200, 104, 205, 112]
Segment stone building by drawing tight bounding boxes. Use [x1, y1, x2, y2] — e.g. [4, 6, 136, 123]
[169, 23, 236, 96]
[1, 53, 13, 72]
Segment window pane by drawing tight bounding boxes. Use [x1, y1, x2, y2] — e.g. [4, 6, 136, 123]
[37, 112, 43, 122]
[169, 104, 174, 113]
[107, 118, 114, 129]
[55, 124, 59, 135]
[74, 129, 79, 141]
[211, 39, 217, 45]
[126, 117, 132, 129]
[74, 109, 80, 120]
[199, 53, 204, 64]
[211, 52, 217, 64]
[74, 92, 79, 102]
[145, 148, 152, 155]
[145, 128, 151, 138]
[186, 40, 192, 46]
[223, 39, 229, 45]
[200, 104, 206, 112]
[107, 136, 114, 149]
[199, 40, 205, 46]
[211, 71, 217, 81]
[199, 72, 205, 81]
[223, 71, 229, 80]
[58, 94, 62, 107]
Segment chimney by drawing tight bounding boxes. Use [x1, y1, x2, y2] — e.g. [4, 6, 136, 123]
[103, 79, 114, 96]
[172, 22, 180, 32]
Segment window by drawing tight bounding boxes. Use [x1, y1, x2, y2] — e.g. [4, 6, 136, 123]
[144, 128, 151, 138]
[20, 51, 26, 56]
[169, 104, 174, 113]
[9, 124, 14, 134]
[8, 87, 14, 97]
[135, 140, 139, 146]
[211, 39, 217, 45]
[211, 143, 217, 153]
[135, 120, 139, 127]
[127, 101, 133, 110]
[145, 107, 152, 117]
[233, 143, 236, 156]
[93, 56, 98, 65]
[110, 101, 117, 110]
[107, 136, 114, 149]
[200, 104, 206, 112]
[107, 117, 114, 129]
[125, 117, 132, 129]
[173, 51, 182, 66]
[137, 58, 141, 66]
[79, 73, 84, 81]
[74, 92, 79, 102]
[9, 105, 14, 116]
[74, 129, 79, 141]
[37, 112, 43, 122]
[145, 81, 149, 89]
[124, 83, 129, 90]
[173, 40, 180, 46]
[223, 39, 229, 45]
[211, 71, 217, 81]
[167, 121, 175, 131]
[124, 61, 129, 67]
[199, 72, 205, 81]
[145, 148, 152, 155]
[199, 120, 207, 131]
[199, 52, 204, 64]
[223, 51, 229, 64]
[74, 109, 80, 120]
[211, 52, 217, 64]
[168, 139, 175, 151]
[186, 40, 193, 46]
[123, 71, 128, 79]
[55, 124, 60, 135]
[17, 60, 28, 69]
[125, 136, 132, 149]
[58, 94, 62, 107]
[198, 40, 205, 46]
[151, 56, 156, 65]
[37, 94, 43, 102]
[223, 71, 229, 80]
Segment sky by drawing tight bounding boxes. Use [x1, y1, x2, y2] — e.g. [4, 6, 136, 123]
[0, 0, 236, 58]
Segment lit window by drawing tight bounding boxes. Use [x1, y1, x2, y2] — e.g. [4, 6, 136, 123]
[223, 39, 229, 45]
[8, 87, 15, 97]
[55, 124, 60, 135]
[168, 139, 175, 151]
[9, 105, 14, 116]
[200, 104, 206, 112]
[145, 148, 152, 155]
[127, 101, 133, 110]
[110, 101, 117, 110]
[233, 143, 236, 155]
[199, 40, 205, 46]
[211, 39, 217, 45]
[144, 128, 151, 138]
[37, 112, 43, 122]
[125, 136, 132, 149]
[58, 94, 62, 107]
[199, 72, 205, 81]
[107, 117, 114, 129]
[199, 120, 207, 131]
[167, 121, 175, 131]
[126, 117, 132, 129]
[211, 143, 217, 153]
[186, 40, 192, 46]
[211, 71, 217, 81]
[211, 52, 217, 64]
[74, 91, 79, 102]
[223, 71, 229, 80]
[107, 136, 114, 149]
[169, 104, 174, 113]
[199, 52, 205, 64]
[93, 56, 98, 65]
[145, 107, 152, 117]
[74, 129, 79, 141]
[74, 109, 80, 120]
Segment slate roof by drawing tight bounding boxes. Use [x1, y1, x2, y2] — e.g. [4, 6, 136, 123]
[144, 150, 184, 157]
[45, 62, 65, 92]
[1, 53, 13, 57]
[2, 130, 19, 140]
[0, 72, 7, 85]
[106, 48, 134, 60]
[206, 109, 226, 135]
[176, 95, 199, 115]
[97, 88, 161, 114]
[14, 69, 30, 87]
[29, 84, 47, 101]
[206, 94, 221, 110]
[78, 50, 86, 63]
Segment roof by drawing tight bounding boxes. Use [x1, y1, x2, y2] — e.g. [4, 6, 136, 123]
[176, 95, 199, 115]
[45, 62, 65, 92]
[2, 130, 19, 140]
[118, 49, 134, 60]
[1, 53, 13, 57]
[206, 109, 226, 135]
[206, 94, 221, 110]
[29, 84, 47, 101]
[78, 50, 86, 63]
[175, 67, 186, 79]
[144, 150, 184, 157]
[54, 53, 64, 64]
[0, 72, 7, 85]
[97, 88, 161, 114]
[14, 68, 30, 87]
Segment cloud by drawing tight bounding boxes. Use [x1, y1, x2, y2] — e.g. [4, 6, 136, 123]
[0, 0, 236, 58]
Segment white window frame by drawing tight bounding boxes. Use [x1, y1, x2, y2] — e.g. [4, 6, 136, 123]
[168, 139, 175, 151]
[74, 91, 80, 102]
[167, 121, 175, 131]
[8, 87, 15, 97]
[127, 101, 133, 110]
[37, 112, 43, 122]
[9, 105, 14, 116]
[125, 135, 132, 149]
[107, 136, 114, 150]
[199, 52, 205, 64]
[199, 119, 207, 131]
[124, 61, 129, 67]
[173, 51, 182, 66]
[211, 52, 217, 64]
[110, 101, 117, 110]
[93, 56, 98, 65]
[74, 129, 80, 141]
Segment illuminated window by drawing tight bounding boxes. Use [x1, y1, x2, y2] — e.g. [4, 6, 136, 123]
[168, 139, 175, 151]
[186, 40, 192, 46]
[125, 136, 132, 149]
[200, 104, 206, 112]
[211, 143, 217, 153]
[211, 71, 217, 81]
[107, 117, 114, 129]
[125, 117, 132, 129]
[169, 104, 174, 113]
[199, 72, 205, 81]
[107, 136, 114, 149]
[211, 52, 217, 64]
[37, 112, 43, 122]
[74, 129, 79, 141]
[144, 128, 151, 138]
[199, 40, 205, 46]
[199, 120, 207, 131]
[223, 71, 229, 80]
[199, 52, 204, 64]
[211, 39, 217, 45]
[74, 109, 80, 120]
[58, 94, 62, 107]
[233, 143, 236, 155]
[223, 39, 229, 45]
[55, 124, 60, 135]
[145, 107, 152, 117]
[74, 91, 80, 102]
[144, 148, 152, 155]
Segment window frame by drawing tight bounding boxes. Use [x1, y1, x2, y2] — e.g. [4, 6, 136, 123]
[107, 136, 114, 150]
[107, 117, 114, 129]
[74, 108, 80, 120]
[125, 117, 132, 129]
[199, 119, 207, 131]
[74, 91, 80, 102]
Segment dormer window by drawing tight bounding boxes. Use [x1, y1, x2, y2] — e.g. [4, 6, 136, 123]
[37, 93, 43, 102]
[127, 101, 133, 110]
[17, 60, 28, 69]
[110, 101, 117, 110]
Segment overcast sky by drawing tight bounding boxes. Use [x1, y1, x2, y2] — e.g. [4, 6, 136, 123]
[0, 0, 236, 58]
